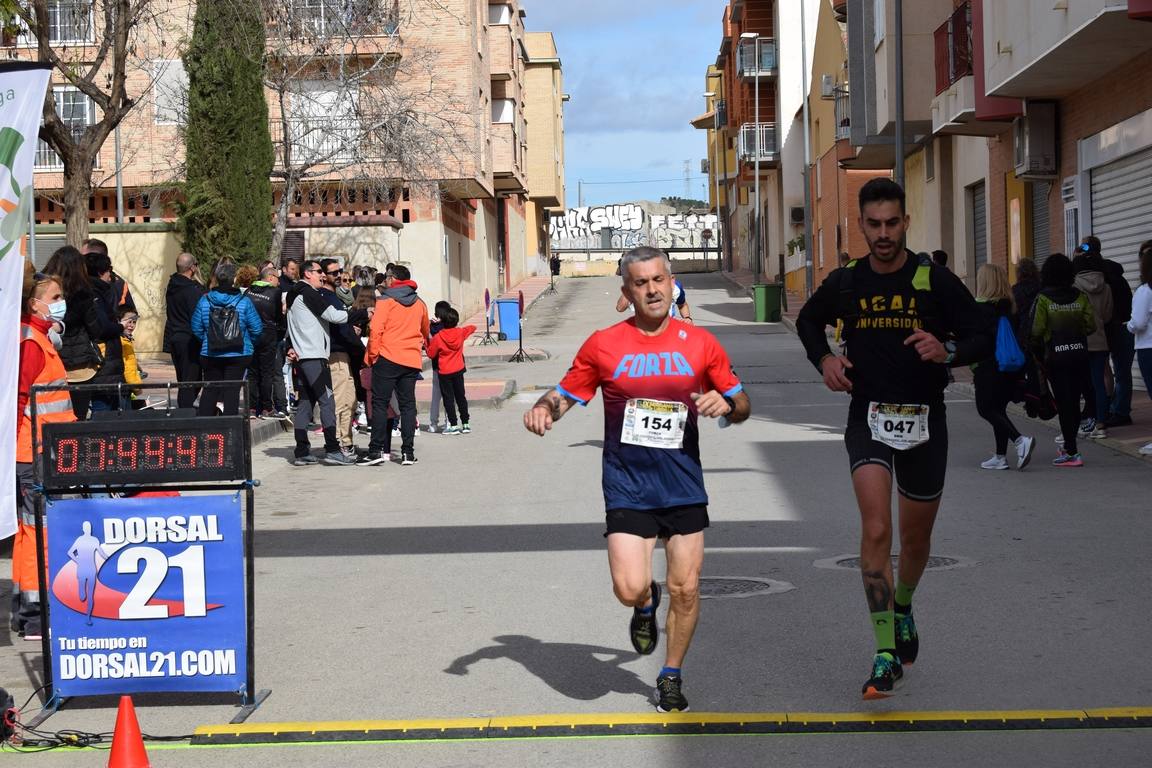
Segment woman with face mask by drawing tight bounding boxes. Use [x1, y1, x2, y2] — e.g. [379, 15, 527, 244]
[12, 263, 77, 640]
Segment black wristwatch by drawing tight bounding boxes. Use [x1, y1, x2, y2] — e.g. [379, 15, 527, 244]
[943, 340, 957, 365]
[722, 394, 736, 414]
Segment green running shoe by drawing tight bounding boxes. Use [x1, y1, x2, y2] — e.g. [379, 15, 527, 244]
[862, 652, 903, 700]
[895, 611, 919, 665]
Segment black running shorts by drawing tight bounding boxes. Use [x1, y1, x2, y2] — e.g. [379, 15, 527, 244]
[605, 505, 710, 539]
[844, 400, 948, 502]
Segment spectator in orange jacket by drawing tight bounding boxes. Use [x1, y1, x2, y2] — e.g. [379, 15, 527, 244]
[425, 306, 476, 434]
[361, 264, 429, 465]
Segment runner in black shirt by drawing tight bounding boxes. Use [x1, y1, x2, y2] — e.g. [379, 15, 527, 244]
[796, 178, 992, 700]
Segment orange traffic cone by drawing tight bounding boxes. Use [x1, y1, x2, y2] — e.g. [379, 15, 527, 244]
[107, 695, 149, 768]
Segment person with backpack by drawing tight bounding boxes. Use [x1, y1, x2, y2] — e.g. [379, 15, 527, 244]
[973, 264, 1034, 470]
[191, 262, 263, 417]
[1071, 242, 1114, 439]
[1031, 253, 1096, 467]
[796, 178, 993, 700]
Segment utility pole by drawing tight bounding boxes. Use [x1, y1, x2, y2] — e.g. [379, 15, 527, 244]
[801, 0, 815, 297]
[894, 0, 905, 188]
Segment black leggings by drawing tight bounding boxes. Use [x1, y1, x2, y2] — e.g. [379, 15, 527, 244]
[1048, 363, 1087, 454]
[198, 356, 251, 417]
[973, 364, 1021, 455]
[439, 371, 470, 426]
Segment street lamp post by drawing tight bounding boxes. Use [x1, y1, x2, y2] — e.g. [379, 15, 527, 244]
[740, 31, 761, 280]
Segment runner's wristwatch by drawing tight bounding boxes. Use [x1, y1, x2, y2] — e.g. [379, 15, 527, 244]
[722, 394, 736, 414]
[943, 340, 957, 365]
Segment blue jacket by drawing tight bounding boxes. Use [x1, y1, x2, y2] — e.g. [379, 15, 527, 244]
[191, 289, 263, 358]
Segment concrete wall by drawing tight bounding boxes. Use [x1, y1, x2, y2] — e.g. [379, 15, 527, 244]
[303, 226, 401, 271]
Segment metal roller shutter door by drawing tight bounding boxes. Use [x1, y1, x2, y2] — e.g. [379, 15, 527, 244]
[972, 182, 987, 270]
[1030, 181, 1051, 266]
[1090, 146, 1152, 392]
[1090, 147, 1152, 283]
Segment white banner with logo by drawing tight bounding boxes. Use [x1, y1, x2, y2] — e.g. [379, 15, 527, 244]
[0, 63, 53, 540]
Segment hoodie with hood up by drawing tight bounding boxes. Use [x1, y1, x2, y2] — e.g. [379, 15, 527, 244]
[1072, 257, 1113, 351]
[366, 280, 429, 369]
[426, 325, 477, 376]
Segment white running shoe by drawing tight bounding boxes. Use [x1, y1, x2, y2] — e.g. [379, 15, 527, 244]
[980, 455, 1009, 470]
[1014, 435, 1035, 469]
[1139, 442, 1152, 456]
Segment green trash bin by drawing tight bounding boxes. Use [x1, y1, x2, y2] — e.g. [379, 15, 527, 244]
[753, 283, 783, 322]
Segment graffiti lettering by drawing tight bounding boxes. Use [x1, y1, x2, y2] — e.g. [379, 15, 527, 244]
[551, 203, 718, 252]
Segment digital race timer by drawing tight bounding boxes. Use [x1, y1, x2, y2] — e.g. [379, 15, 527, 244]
[41, 416, 247, 486]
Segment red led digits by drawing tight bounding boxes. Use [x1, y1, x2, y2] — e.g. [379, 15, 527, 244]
[204, 433, 225, 467]
[175, 434, 198, 469]
[56, 437, 79, 474]
[143, 434, 165, 470]
[82, 436, 107, 473]
[115, 436, 138, 471]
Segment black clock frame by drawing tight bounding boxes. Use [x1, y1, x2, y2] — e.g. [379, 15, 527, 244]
[41, 416, 247, 487]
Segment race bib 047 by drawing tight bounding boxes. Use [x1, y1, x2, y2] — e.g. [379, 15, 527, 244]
[621, 398, 688, 449]
[867, 402, 930, 451]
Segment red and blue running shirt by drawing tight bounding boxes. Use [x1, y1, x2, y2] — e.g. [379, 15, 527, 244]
[557, 317, 743, 512]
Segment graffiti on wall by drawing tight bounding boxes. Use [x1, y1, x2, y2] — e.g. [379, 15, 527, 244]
[549, 204, 718, 252]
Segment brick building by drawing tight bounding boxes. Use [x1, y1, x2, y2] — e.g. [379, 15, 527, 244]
[16, 0, 565, 347]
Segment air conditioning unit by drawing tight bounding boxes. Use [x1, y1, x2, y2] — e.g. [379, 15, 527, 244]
[820, 74, 836, 99]
[789, 206, 806, 225]
[1013, 100, 1058, 180]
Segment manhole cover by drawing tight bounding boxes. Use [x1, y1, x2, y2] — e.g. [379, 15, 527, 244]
[812, 554, 975, 572]
[697, 577, 794, 599]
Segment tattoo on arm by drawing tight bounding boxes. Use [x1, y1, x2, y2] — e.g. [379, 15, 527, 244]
[862, 570, 892, 613]
[534, 390, 565, 421]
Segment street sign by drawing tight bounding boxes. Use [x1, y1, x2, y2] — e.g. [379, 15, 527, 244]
[701, 229, 713, 241]
[518, 290, 525, 318]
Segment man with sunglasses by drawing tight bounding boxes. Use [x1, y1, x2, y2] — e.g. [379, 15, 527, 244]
[319, 259, 363, 459]
[286, 260, 369, 465]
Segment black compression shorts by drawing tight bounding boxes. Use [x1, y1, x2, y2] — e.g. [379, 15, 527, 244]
[844, 400, 948, 502]
[604, 505, 710, 539]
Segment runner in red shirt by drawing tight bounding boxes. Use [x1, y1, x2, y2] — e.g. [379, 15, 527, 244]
[524, 246, 750, 712]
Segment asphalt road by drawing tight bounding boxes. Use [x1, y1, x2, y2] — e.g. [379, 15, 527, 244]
[4, 272, 1152, 766]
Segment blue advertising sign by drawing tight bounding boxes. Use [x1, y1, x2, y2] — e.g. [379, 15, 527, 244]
[45, 495, 246, 697]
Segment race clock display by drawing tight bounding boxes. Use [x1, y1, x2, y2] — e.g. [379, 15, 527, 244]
[41, 417, 247, 486]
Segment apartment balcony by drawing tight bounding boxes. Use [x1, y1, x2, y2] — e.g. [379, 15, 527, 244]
[269, 117, 389, 167]
[489, 22, 515, 81]
[737, 39, 777, 78]
[934, 3, 972, 97]
[266, 0, 401, 62]
[492, 122, 527, 193]
[738, 122, 778, 164]
[986, 2, 1152, 98]
[833, 88, 851, 141]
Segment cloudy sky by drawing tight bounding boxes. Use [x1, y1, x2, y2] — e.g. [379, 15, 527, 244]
[519, 1, 720, 209]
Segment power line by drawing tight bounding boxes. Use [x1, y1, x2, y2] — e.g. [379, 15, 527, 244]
[578, 176, 710, 186]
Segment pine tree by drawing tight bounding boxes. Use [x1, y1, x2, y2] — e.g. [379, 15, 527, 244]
[181, 0, 273, 265]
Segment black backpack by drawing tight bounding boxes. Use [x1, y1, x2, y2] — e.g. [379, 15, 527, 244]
[207, 298, 244, 354]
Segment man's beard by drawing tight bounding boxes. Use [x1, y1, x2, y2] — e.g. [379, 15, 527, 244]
[869, 236, 904, 262]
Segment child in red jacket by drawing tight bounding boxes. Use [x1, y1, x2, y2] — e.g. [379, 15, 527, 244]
[425, 306, 476, 434]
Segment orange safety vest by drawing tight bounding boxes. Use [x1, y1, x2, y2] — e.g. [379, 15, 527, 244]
[17, 322, 76, 463]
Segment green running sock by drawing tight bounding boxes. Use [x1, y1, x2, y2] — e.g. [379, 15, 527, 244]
[894, 581, 917, 614]
[871, 610, 895, 653]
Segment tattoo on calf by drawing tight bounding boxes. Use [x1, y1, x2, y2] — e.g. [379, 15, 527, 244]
[863, 570, 891, 612]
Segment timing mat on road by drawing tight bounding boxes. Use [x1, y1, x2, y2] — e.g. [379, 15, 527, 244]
[192, 708, 1152, 744]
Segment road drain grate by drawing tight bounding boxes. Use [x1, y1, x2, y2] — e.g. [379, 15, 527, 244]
[813, 554, 974, 572]
[696, 576, 795, 599]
